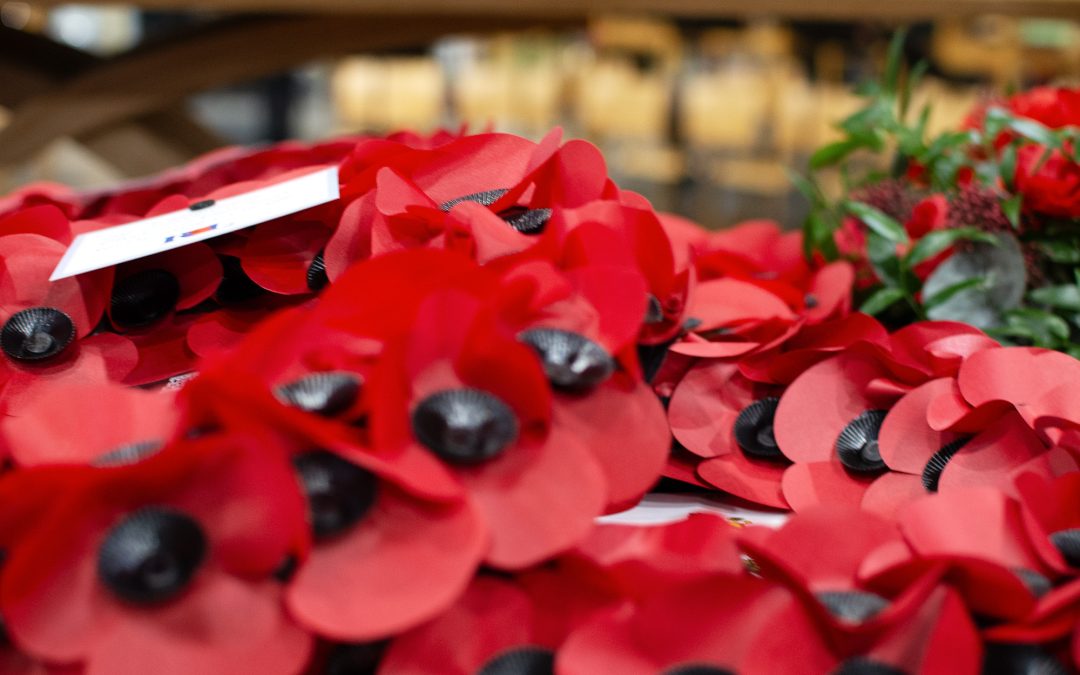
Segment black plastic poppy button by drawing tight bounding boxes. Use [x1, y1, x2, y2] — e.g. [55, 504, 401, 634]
[293, 450, 378, 540]
[440, 189, 509, 211]
[1049, 528, 1080, 568]
[477, 647, 555, 675]
[1012, 567, 1052, 598]
[920, 437, 969, 492]
[664, 666, 737, 675]
[110, 268, 180, 328]
[94, 440, 164, 467]
[816, 590, 890, 624]
[519, 328, 615, 392]
[1, 307, 75, 362]
[982, 643, 1069, 675]
[644, 294, 665, 324]
[734, 397, 785, 461]
[499, 206, 551, 235]
[97, 507, 207, 604]
[831, 658, 907, 675]
[275, 372, 362, 418]
[835, 410, 889, 473]
[412, 388, 518, 465]
[307, 251, 330, 292]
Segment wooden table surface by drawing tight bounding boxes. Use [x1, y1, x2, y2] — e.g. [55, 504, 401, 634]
[26, 0, 1080, 19]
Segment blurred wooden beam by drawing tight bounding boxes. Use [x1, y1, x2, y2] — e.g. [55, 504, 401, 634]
[24, 0, 1080, 19]
[0, 25, 223, 175]
[0, 14, 578, 167]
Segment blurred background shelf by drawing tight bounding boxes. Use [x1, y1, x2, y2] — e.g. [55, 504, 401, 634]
[2, 1, 1078, 228]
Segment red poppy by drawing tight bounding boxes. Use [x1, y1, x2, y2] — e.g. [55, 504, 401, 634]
[773, 322, 998, 511]
[326, 130, 616, 277]
[866, 376, 1073, 518]
[734, 506, 990, 673]
[1014, 143, 1080, 219]
[382, 514, 743, 675]
[547, 199, 693, 346]
[0, 184, 81, 221]
[0, 435, 313, 675]
[1, 381, 179, 467]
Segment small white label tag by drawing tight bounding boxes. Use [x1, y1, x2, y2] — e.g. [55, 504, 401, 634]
[598, 493, 789, 529]
[50, 166, 340, 281]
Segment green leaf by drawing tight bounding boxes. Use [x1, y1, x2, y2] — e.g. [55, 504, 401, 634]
[803, 211, 839, 261]
[901, 60, 929, 119]
[905, 228, 998, 266]
[859, 286, 907, 315]
[845, 201, 909, 244]
[787, 169, 821, 205]
[1002, 194, 1023, 229]
[999, 143, 1017, 191]
[1038, 239, 1080, 264]
[810, 139, 864, 169]
[1030, 284, 1080, 312]
[1004, 308, 1071, 346]
[923, 277, 987, 310]
[985, 108, 1061, 149]
[883, 28, 908, 96]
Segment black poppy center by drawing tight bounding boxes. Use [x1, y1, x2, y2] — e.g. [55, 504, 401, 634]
[323, 642, 385, 675]
[94, 440, 164, 467]
[835, 410, 889, 473]
[412, 388, 518, 465]
[275, 371, 362, 418]
[1012, 567, 1053, 598]
[477, 647, 555, 675]
[307, 251, 330, 292]
[733, 397, 785, 461]
[440, 188, 551, 235]
[982, 642, 1069, 675]
[816, 590, 890, 624]
[920, 437, 970, 492]
[215, 255, 266, 305]
[1049, 528, 1080, 568]
[97, 507, 206, 604]
[831, 658, 908, 675]
[293, 450, 378, 540]
[518, 328, 615, 392]
[644, 294, 665, 324]
[1, 307, 75, 362]
[110, 268, 180, 329]
[664, 666, 737, 675]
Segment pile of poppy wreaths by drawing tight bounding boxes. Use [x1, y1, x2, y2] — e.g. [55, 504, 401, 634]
[0, 126, 1078, 675]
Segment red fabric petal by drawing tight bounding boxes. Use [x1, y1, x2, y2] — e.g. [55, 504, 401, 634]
[287, 488, 485, 641]
[774, 352, 889, 463]
[958, 347, 1080, 423]
[461, 424, 607, 569]
[0, 234, 111, 337]
[697, 453, 790, 510]
[898, 486, 1044, 571]
[781, 461, 875, 512]
[240, 219, 330, 295]
[379, 576, 536, 675]
[3, 383, 177, 466]
[878, 378, 956, 474]
[938, 411, 1049, 492]
[554, 373, 669, 511]
[87, 575, 311, 675]
[861, 472, 929, 520]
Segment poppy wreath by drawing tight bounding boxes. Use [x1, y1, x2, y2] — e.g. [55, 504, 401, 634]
[1, 87, 1080, 673]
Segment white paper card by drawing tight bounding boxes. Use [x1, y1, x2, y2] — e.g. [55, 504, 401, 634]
[598, 493, 789, 529]
[50, 166, 340, 281]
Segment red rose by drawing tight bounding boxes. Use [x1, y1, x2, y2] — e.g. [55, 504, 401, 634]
[1014, 143, 1080, 219]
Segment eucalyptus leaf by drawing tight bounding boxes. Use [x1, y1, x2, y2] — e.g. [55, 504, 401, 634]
[1002, 194, 1022, 229]
[921, 233, 1027, 328]
[1004, 308, 1070, 346]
